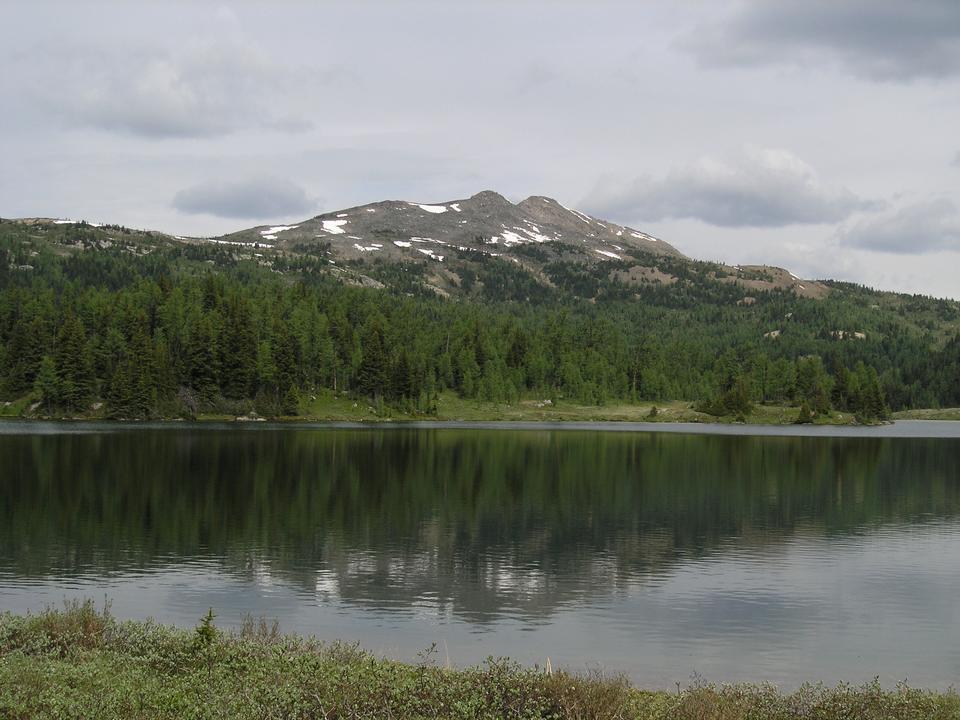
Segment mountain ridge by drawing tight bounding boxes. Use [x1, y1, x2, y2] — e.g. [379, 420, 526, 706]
[2, 199, 959, 417]
[11, 189, 828, 301]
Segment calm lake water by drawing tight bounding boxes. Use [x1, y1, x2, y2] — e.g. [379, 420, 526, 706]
[2, 420, 960, 688]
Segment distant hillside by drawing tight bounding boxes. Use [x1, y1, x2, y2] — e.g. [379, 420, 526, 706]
[208, 189, 828, 301]
[8, 190, 830, 303]
[1, 193, 958, 420]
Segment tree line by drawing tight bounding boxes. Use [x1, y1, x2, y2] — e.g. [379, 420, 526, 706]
[1, 226, 958, 419]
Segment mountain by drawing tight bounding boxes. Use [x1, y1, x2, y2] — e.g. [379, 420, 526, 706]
[2, 191, 959, 419]
[10, 190, 828, 302]
[204, 190, 828, 301]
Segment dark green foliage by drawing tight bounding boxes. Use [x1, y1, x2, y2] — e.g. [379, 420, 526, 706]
[184, 314, 219, 403]
[2, 316, 47, 395]
[795, 356, 833, 415]
[53, 313, 95, 412]
[698, 377, 753, 417]
[355, 318, 389, 400]
[218, 295, 257, 399]
[193, 607, 218, 652]
[33, 355, 58, 414]
[0, 220, 957, 417]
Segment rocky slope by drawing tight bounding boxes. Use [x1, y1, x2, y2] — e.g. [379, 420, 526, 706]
[214, 190, 828, 300]
[11, 190, 829, 300]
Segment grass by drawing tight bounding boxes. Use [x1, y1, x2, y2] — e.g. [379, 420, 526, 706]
[2, 601, 959, 719]
[893, 407, 960, 421]
[0, 395, 34, 418]
[294, 391, 859, 426]
[0, 389, 911, 425]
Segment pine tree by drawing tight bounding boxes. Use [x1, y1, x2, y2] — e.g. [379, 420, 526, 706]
[219, 296, 257, 399]
[54, 313, 95, 412]
[3, 316, 46, 395]
[795, 357, 832, 414]
[34, 355, 59, 413]
[185, 314, 219, 402]
[389, 348, 413, 401]
[356, 320, 389, 400]
[272, 324, 298, 414]
[831, 365, 852, 411]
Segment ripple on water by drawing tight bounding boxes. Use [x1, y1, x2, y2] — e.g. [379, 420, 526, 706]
[3, 427, 960, 688]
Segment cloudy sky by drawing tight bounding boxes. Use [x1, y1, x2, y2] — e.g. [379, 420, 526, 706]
[3, 1, 959, 298]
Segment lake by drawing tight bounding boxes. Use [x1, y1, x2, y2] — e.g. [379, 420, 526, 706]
[2, 420, 960, 688]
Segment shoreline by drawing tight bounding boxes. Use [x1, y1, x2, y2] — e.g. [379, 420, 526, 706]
[2, 417, 959, 439]
[2, 604, 957, 719]
[2, 392, 929, 427]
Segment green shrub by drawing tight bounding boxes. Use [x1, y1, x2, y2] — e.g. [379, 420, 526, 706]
[1, 605, 959, 719]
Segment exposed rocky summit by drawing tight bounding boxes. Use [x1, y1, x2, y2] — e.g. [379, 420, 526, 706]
[224, 190, 681, 262]
[13, 190, 828, 301]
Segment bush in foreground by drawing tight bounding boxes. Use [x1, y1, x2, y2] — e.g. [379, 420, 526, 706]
[1, 601, 958, 719]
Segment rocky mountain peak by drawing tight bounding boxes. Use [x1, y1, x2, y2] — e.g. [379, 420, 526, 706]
[467, 190, 512, 207]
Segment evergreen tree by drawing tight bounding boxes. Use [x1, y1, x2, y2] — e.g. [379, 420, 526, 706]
[356, 320, 389, 400]
[272, 324, 298, 415]
[54, 313, 95, 412]
[389, 348, 413, 401]
[219, 295, 257, 399]
[3, 316, 46, 395]
[112, 325, 157, 417]
[33, 355, 59, 413]
[795, 357, 832, 415]
[185, 314, 219, 402]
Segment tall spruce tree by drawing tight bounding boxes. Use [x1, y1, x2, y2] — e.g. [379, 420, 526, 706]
[219, 295, 257, 399]
[54, 313, 94, 412]
[356, 319, 388, 400]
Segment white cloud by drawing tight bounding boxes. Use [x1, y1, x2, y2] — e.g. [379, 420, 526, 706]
[583, 147, 876, 228]
[172, 176, 317, 219]
[838, 198, 960, 253]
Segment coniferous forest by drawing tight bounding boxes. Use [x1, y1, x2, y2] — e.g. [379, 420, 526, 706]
[1, 218, 959, 421]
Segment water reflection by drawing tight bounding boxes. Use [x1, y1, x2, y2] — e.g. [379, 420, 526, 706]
[2, 424, 960, 685]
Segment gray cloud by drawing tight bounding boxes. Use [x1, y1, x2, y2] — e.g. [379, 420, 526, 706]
[172, 176, 317, 220]
[583, 147, 875, 228]
[838, 198, 960, 253]
[685, 0, 960, 81]
[18, 38, 322, 138]
[953, 151, 960, 167]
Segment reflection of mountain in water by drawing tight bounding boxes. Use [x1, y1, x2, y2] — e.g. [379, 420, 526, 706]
[3, 427, 959, 621]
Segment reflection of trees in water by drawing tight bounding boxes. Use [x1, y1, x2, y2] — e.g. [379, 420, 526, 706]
[2, 429, 959, 619]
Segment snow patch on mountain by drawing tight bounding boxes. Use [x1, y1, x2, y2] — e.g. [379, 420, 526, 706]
[260, 225, 298, 238]
[555, 200, 592, 225]
[322, 220, 348, 234]
[412, 203, 448, 214]
[519, 225, 552, 243]
[418, 248, 444, 261]
[54, 219, 104, 227]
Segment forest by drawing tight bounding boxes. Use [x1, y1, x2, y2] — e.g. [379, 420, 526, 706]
[0, 219, 958, 421]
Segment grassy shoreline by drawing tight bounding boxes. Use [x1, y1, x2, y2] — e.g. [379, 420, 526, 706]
[1, 391, 892, 426]
[1, 603, 958, 719]
[892, 407, 960, 421]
